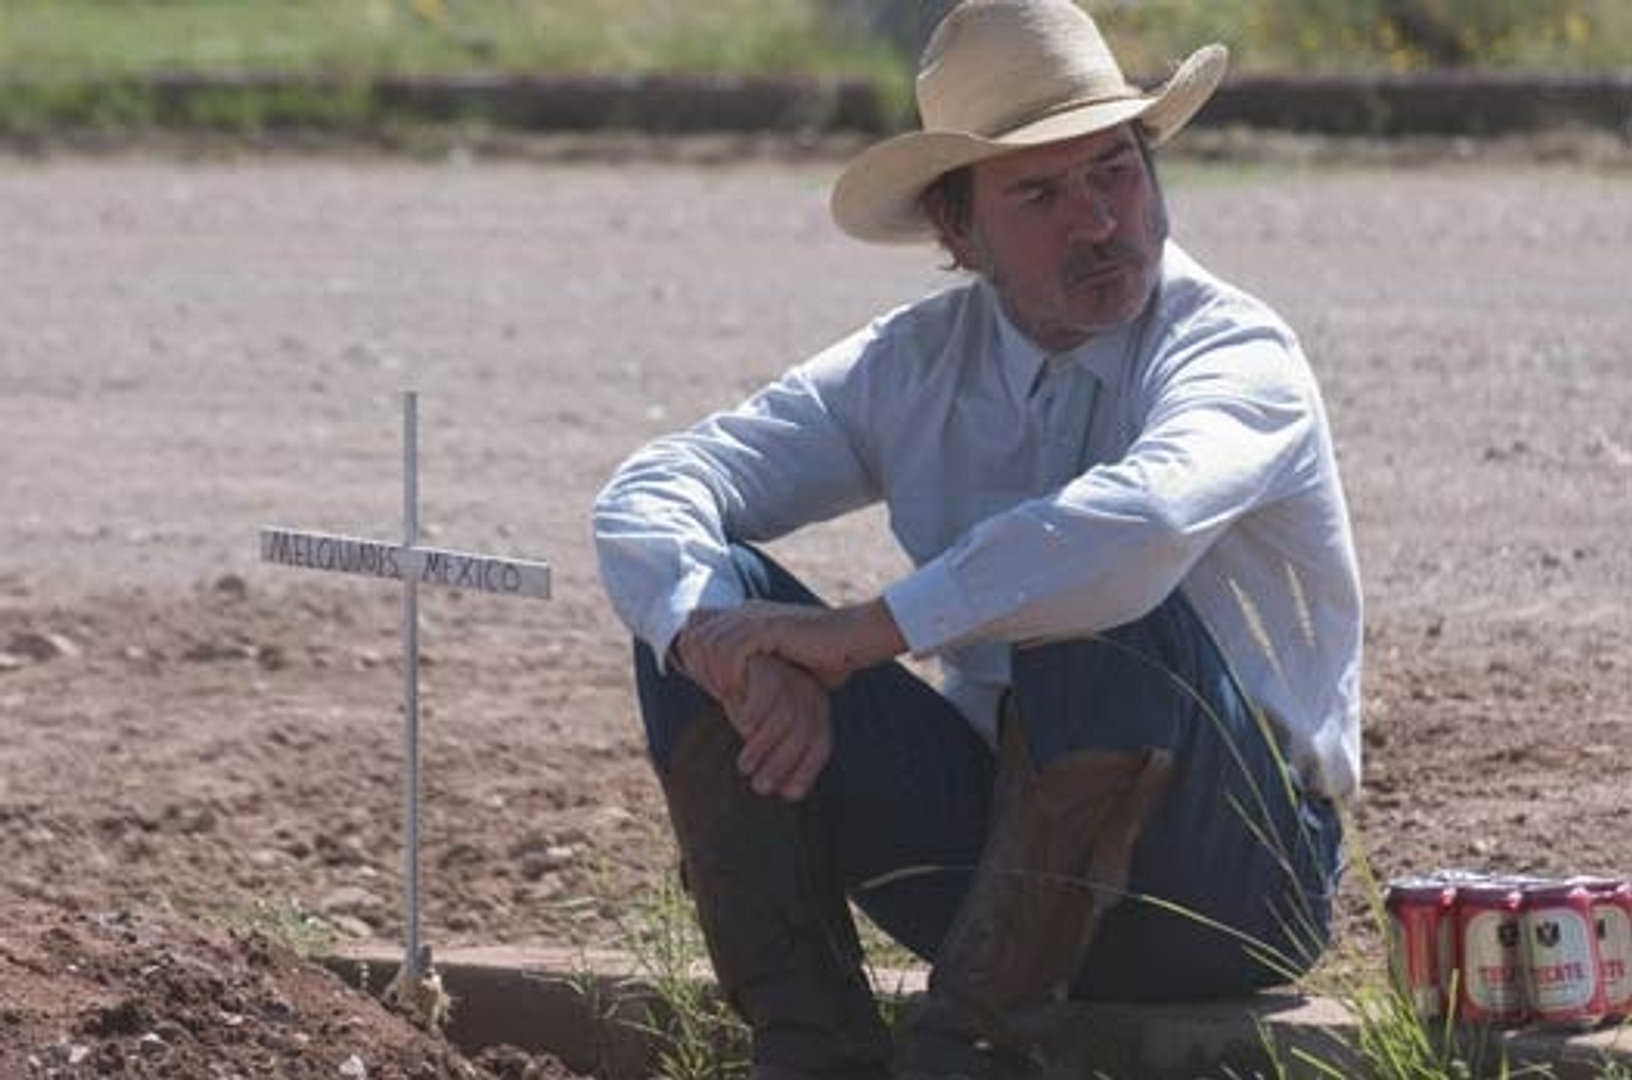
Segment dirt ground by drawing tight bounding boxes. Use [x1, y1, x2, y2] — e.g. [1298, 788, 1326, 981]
[1, 136, 1629, 1076]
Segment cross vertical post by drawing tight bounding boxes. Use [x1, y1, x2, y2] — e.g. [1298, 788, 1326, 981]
[401, 390, 424, 982]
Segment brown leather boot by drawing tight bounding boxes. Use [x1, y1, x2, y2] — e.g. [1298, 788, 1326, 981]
[900, 705, 1174, 1078]
[661, 708, 893, 1080]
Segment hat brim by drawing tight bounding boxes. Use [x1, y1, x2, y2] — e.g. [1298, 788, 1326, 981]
[831, 43, 1227, 244]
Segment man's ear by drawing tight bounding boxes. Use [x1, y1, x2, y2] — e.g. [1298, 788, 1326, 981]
[921, 186, 978, 272]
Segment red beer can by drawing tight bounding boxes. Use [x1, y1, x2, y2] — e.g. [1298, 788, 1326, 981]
[1387, 878, 1456, 1021]
[1522, 881, 1608, 1029]
[1581, 877, 1632, 1020]
[1454, 882, 1527, 1026]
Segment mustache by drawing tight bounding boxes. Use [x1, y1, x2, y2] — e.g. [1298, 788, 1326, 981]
[1062, 243, 1139, 285]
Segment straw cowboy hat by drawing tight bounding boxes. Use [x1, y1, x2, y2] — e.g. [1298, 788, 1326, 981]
[831, 0, 1228, 244]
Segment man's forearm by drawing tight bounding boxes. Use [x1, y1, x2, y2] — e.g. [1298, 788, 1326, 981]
[827, 598, 908, 678]
[673, 597, 907, 701]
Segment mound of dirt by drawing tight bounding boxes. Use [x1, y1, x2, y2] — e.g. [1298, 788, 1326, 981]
[0, 901, 582, 1079]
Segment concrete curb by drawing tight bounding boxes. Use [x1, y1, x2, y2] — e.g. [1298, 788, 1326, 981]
[1202, 71, 1632, 137]
[319, 943, 1632, 1080]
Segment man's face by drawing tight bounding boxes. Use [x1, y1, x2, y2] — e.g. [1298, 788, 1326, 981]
[948, 125, 1168, 352]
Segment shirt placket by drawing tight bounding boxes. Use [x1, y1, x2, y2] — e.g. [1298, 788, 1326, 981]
[1034, 357, 1100, 489]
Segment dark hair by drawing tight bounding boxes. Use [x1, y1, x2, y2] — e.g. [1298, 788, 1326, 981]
[918, 166, 974, 270]
[920, 165, 974, 235]
[1133, 123, 1162, 199]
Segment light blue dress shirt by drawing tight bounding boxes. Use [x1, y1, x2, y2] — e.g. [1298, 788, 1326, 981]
[594, 242, 1363, 799]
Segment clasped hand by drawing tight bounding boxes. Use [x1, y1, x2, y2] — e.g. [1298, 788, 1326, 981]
[673, 600, 904, 801]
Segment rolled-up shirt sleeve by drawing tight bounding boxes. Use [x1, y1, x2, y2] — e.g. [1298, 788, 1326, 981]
[886, 324, 1320, 657]
[593, 350, 877, 660]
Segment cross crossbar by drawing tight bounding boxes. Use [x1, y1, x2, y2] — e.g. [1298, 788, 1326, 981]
[260, 527, 551, 599]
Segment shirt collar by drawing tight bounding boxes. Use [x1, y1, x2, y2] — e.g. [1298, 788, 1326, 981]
[987, 283, 1051, 403]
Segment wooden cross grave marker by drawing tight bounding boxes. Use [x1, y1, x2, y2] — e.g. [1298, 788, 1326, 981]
[259, 391, 551, 995]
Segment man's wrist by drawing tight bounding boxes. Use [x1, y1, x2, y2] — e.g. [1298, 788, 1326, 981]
[843, 599, 907, 673]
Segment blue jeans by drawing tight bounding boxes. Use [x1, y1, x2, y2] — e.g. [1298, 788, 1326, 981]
[635, 545, 1342, 1001]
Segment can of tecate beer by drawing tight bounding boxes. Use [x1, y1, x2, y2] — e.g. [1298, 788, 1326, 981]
[1387, 878, 1457, 1020]
[1580, 877, 1632, 1021]
[1522, 880, 1608, 1029]
[1454, 881, 1528, 1026]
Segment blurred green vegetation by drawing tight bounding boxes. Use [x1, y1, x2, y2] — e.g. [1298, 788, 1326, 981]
[0, 0, 906, 136]
[1089, 0, 1632, 76]
[0, 0, 892, 78]
[0, 0, 1626, 137]
[4, 0, 1624, 79]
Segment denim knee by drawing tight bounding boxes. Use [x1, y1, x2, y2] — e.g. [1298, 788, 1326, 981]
[634, 638, 713, 775]
[1009, 593, 1226, 767]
